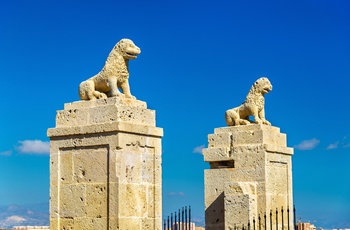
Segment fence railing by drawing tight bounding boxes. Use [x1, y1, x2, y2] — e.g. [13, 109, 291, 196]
[232, 206, 297, 230]
[164, 205, 296, 230]
[163, 206, 192, 230]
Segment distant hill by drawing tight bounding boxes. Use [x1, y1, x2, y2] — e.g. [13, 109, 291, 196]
[0, 203, 49, 228]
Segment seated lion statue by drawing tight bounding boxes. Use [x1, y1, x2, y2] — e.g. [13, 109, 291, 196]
[225, 77, 272, 126]
[79, 38, 141, 100]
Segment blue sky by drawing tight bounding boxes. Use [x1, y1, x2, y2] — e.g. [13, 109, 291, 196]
[1, 0, 350, 228]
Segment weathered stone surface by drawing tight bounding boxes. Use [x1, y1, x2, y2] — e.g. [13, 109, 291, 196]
[59, 184, 86, 218]
[203, 124, 293, 230]
[56, 97, 154, 127]
[48, 97, 163, 230]
[224, 182, 258, 228]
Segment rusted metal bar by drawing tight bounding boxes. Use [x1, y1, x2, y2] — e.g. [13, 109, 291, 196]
[276, 208, 278, 230]
[182, 207, 184, 230]
[171, 213, 173, 230]
[287, 206, 290, 230]
[282, 207, 284, 230]
[293, 206, 296, 230]
[168, 216, 170, 230]
[185, 206, 187, 230]
[270, 210, 272, 230]
[189, 206, 191, 229]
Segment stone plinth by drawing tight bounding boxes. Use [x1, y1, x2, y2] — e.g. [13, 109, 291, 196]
[203, 124, 293, 230]
[47, 97, 163, 230]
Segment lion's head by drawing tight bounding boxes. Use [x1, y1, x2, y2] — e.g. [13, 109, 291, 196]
[253, 77, 273, 94]
[115, 38, 141, 60]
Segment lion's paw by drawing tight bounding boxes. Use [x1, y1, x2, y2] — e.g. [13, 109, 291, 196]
[255, 119, 263, 124]
[240, 119, 251, 125]
[97, 93, 107, 99]
[263, 120, 271, 126]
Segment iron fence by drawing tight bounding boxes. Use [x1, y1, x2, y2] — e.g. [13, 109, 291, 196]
[163, 205, 296, 230]
[163, 206, 192, 230]
[232, 206, 296, 230]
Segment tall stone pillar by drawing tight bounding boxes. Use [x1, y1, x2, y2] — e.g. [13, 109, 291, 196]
[203, 124, 293, 230]
[48, 97, 163, 230]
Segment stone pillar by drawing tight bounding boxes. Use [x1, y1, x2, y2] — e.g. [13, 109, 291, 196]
[203, 124, 293, 230]
[47, 97, 163, 230]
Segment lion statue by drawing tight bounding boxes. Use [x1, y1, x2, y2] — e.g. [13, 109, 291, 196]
[78, 38, 141, 100]
[225, 77, 272, 126]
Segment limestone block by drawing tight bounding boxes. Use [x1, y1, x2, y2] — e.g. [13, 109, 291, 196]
[56, 97, 154, 127]
[55, 109, 89, 128]
[123, 152, 143, 184]
[152, 185, 162, 218]
[50, 185, 59, 219]
[229, 145, 264, 168]
[118, 217, 141, 229]
[204, 124, 293, 230]
[265, 144, 293, 155]
[50, 153, 59, 186]
[108, 182, 119, 217]
[108, 217, 119, 229]
[59, 218, 73, 230]
[73, 217, 108, 230]
[224, 182, 258, 227]
[205, 191, 225, 229]
[214, 125, 286, 147]
[89, 104, 154, 125]
[142, 153, 156, 183]
[49, 218, 59, 230]
[224, 194, 254, 226]
[275, 133, 287, 146]
[215, 124, 280, 134]
[146, 185, 156, 218]
[73, 147, 108, 183]
[208, 133, 232, 148]
[141, 218, 157, 230]
[48, 97, 163, 230]
[64, 96, 146, 110]
[60, 152, 73, 184]
[59, 184, 86, 218]
[204, 169, 235, 207]
[48, 121, 163, 137]
[152, 156, 162, 185]
[225, 182, 257, 196]
[118, 183, 147, 217]
[85, 184, 108, 218]
[203, 147, 230, 162]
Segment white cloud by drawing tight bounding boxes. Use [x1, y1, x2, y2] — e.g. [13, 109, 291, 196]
[0, 150, 12, 156]
[16, 140, 50, 154]
[327, 136, 350, 150]
[193, 144, 205, 154]
[327, 141, 339, 150]
[168, 192, 185, 196]
[294, 138, 320, 150]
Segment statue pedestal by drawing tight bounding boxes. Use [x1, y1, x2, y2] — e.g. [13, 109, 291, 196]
[203, 125, 293, 230]
[48, 97, 163, 230]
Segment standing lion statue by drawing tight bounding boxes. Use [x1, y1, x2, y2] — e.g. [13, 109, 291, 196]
[79, 38, 141, 100]
[225, 77, 273, 126]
